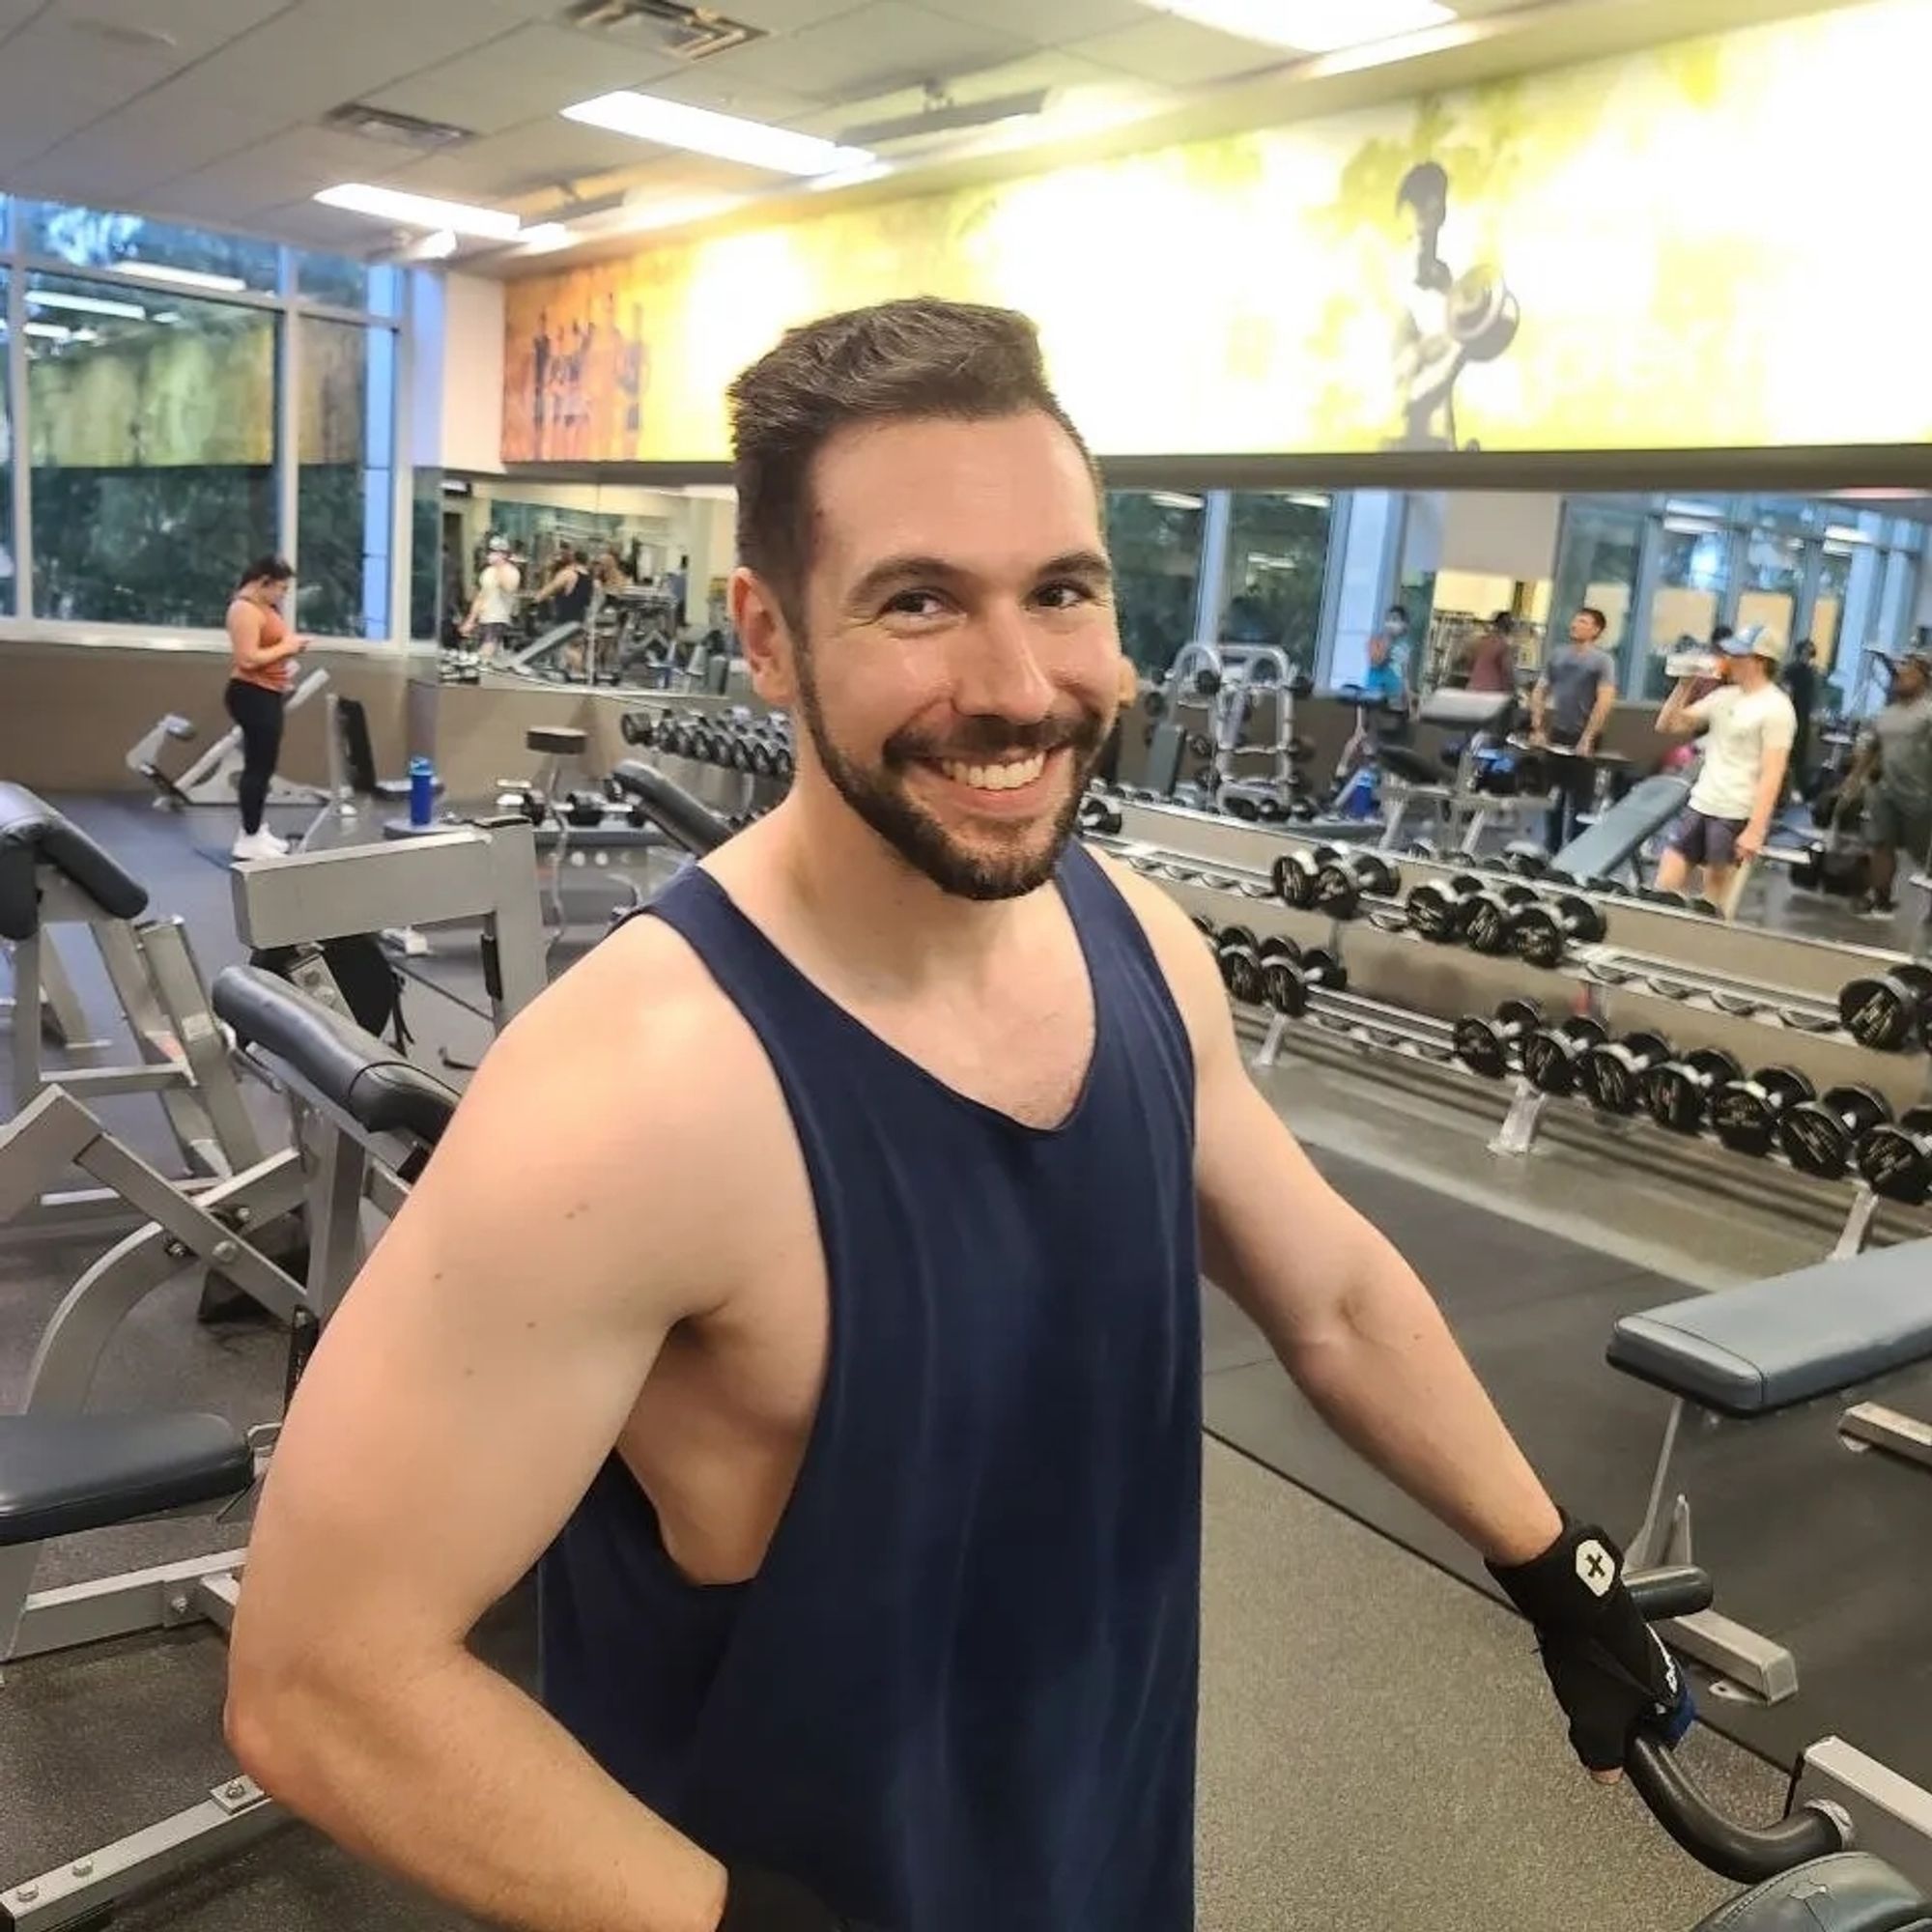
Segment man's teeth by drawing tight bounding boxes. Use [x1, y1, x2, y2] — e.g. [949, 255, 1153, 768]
[937, 753, 1048, 791]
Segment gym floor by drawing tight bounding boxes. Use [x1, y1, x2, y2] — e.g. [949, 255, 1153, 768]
[6, 794, 1928, 1931]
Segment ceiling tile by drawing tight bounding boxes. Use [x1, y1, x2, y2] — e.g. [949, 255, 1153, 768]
[918, 0, 1149, 51]
[719, 0, 870, 30]
[1069, 13, 1283, 84]
[622, 64, 821, 128]
[48, 0, 296, 59]
[386, 117, 673, 200]
[708, 2, 1032, 101]
[161, 126, 412, 219]
[363, 23, 682, 138]
[796, 47, 1137, 137]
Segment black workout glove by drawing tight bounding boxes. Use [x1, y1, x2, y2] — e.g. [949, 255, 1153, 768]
[1488, 1515, 1695, 1774]
[719, 1865, 885, 1932]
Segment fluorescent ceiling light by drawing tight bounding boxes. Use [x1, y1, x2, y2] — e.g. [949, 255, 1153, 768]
[315, 183, 522, 240]
[516, 223, 574, 255]
[1145, 0, 1454, 54]
[562, 90, 871, 177]
[1824, 526, 1873, 546]
[116, 263, 245, 294]
[416, 229, 460, 260]
[153, 310, 183, 326]
[27, 289, 146, 320]
[1662, 517, 1724, 536]
[24, 322, 74, 340]
[805, 158, 896, 194]
[1149, 491, 1204, 510]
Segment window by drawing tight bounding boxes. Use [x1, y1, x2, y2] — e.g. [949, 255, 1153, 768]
[297, 317, 394, 639]
[20, 202, 279, 295]
[1737, 526, 1806, 654]
[25, 272, 276, 626]
[411, 469, 444, 642]
[0, 272, 14, 617]
[1218, 492, 1333, 677]
[295, 251, 402, 316]
[1551, 501, 1640, 684]
[1644, 520, 1730, 695]
[1105, 491, 1205, 677]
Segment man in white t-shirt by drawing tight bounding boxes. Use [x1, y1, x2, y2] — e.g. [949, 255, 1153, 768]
[1653, 628, 1796, 907]
[461, 536, 523, 663]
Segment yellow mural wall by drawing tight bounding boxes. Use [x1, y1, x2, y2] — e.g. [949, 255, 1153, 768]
[502, 0, 1932, 465]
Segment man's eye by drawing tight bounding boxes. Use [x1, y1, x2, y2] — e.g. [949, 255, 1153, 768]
[1037, 581, 1099, 611]
[883, 590, 947, 618]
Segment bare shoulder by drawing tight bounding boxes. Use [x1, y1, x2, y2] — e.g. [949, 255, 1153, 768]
[432, 909, 795, 1307]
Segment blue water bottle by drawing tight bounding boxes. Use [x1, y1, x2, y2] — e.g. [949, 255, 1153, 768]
[409, 755, 436, 828]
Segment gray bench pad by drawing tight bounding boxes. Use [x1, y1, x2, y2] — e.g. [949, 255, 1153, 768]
[1607, 1237, 1932, 1418]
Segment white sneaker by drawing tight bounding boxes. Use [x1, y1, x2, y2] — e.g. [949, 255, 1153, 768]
[231, 830, 278, 862]
[258, 829, 291, 855]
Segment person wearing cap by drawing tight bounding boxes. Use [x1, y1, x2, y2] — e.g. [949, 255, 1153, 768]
[1653, 628, 1797, 906]
[462, 536, 523, 664]
[1843, 651, 1932, 917]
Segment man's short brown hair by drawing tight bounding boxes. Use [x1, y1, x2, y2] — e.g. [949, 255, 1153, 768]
[727, 297, 1097, 635]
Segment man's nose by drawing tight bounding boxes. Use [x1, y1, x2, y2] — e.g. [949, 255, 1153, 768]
[950, 604, 1057, 723]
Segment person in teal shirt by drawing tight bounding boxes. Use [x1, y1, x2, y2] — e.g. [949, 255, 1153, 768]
[1360, 627, 1409, 709]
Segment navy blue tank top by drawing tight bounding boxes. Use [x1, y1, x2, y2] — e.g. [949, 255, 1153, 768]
[539, 842, 1202, 1929]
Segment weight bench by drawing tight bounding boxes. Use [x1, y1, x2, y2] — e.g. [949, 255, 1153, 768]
[0, 972, 461, 1931]
[1552, 773, 1691, 889]
[126, 668, 330, 812]
[1607, 1236, 1932, 1703]
[1, 782, 263, 1208]
[1375, 689, 1522, 851]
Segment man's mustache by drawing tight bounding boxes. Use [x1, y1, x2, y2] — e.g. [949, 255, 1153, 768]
[885, 711, 1107, 767]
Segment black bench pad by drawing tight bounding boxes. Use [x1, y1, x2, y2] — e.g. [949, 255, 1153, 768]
[611, 760, 733, 856]
[1689, 1853, 1930, 1932]
[1607, 1238, 1932, 1418]
[0, 1412, 252, 1546]
[213, 964, 458, 1147]
[0, 782, 150, 939]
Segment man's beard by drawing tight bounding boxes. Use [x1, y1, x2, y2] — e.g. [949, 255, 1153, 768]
[793, 652, 1109, 902]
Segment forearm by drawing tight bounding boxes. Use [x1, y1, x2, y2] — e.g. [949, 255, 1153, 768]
[1655, 683, 1696, 736]
[1280, 1249, 1560, 1565]
[1583, 690, 1616, 744]
[231, 1649, 726, 1932]
[1747, 754, 1787, 832]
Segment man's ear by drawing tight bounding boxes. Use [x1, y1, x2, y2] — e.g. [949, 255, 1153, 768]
[731, 566, 799, 707]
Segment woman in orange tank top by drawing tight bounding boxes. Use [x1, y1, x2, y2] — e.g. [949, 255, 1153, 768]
[224, 555, 307, 862]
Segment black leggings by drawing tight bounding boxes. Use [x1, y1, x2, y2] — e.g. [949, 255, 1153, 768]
[224, 679, 285, 836]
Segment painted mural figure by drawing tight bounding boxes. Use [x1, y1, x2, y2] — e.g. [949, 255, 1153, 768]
[1389, 158, 1520, 451]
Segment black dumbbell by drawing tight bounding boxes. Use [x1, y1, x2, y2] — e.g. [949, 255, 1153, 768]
[1406, 872, 1486, 944]
[1837, 963, 1932, 1053]
[1406, 838, 1440, 860]
[1463, 881, 1540, 955]
[1215, 927, 1299, 1006]
[1687, 897, 1721, 918]
[1857, 1107, 1932, 1205]
[563, 789, 608, 828]
[1520, 1016, 1610, 1096]
[1641, 1046, 1744, 1136]
[1452, 998, 1545, 1080]
[624, 798, 651, 830]
[1583, 875, 1630, 898]
[495, 783, 548, 826]
[1261, 938, 1348, 1017]
[1578, 1032, 1673, 1116]
[1638, 887, 1690, 909]
[1077, 795, 1124, 837]
[1271, 844, 1341, 909]
[1510, 894, 1609, 970]
[1311, 850, 1402, 920]
[1191, 913, 1220, 947]
[1502, 841, 1550, 878]
[1287, 796, 1320, 823]
[1777, 1085, 1893, 1179]
[618, 712, 656, 746]
[1710, 1066, 1816, 1157]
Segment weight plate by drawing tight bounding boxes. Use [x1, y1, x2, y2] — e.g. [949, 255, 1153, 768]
[1623, 1032, 1671, 1063]
[1903, 1107, 1932, 1136]
[1313, 864, 1361, 918]
[1580, 1045, 1640, 1116]
[1453, 1017, 1509, 1079]
[1464, 896, 1519, 955]
[1559, 1016, 1610, 1048]
[1225, 795, 1260, 822]
[1840, 977, 1913, 1051]
[1264, 959, 1308, 1016]
[1757, 1066, 1816, 1108]
[1520, 1031, 1577, 1096]
[1496, 998, 1543, 1034]
[1711, 1085, 1776, 1157]
[1191, 915, 1219, 943]
[1898, 963, 1932, 999]
[1858, 1125, 1932, 1205]
[1822, 1086, 1891, 1138]
[1778, 1103, 1854, 1179]
[1643, 1064, 1705, 1135]
[1301, 950, 1345, 990]
[1687, 1047, 1745, 1086]
[1260, 935, 1301, 965]
[1511, 904, 1563, 970]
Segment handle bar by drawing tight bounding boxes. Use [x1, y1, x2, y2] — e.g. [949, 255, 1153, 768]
[1624, 1568, 1851, 1885]
[611, 760, 735, 857]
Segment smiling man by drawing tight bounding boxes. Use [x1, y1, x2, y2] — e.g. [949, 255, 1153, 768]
[225, 298, 1687, 1932]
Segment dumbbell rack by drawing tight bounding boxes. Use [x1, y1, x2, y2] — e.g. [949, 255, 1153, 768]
[1109, 829, 1932, 1258]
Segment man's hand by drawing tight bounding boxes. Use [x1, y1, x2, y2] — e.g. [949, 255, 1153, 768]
[1576, 735, 1597, 757]
[1489, 1517, 1694, 1783]
[1738, 821, 1767, 863]
[1528, 726, 1549, 749]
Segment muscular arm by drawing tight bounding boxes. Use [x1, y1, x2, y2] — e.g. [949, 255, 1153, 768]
[226, 930, 744, 1932]
[1578, 673, 1617, 753]
[1106, 862, 1560, 1566]
[1656, 679, 1707, 738]
[227, 601, 300, 673]
[1528, 675, 1549, 740]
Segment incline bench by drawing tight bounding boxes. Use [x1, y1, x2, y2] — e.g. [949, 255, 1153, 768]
[1608, 1236, 1932, 1704]
[0, 968, 462, 1932]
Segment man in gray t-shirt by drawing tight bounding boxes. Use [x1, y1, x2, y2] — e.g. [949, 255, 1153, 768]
[1849, 652, 1932, 914]
[1530, 608, 1618, 846]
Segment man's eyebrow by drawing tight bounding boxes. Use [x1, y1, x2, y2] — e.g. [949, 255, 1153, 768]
[844, 549, 1114, 609]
